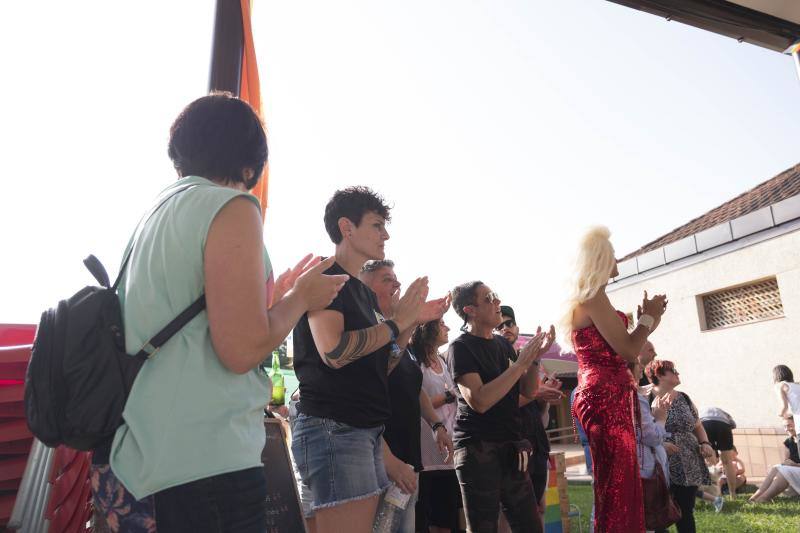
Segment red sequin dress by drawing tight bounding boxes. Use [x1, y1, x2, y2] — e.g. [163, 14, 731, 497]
[571, 311, 644, 533]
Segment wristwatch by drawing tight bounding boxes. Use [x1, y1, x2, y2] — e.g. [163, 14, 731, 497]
[431, 421, 446, 433]
[384, 319, 400, 341]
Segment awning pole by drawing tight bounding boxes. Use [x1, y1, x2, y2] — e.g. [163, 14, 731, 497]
[208, 0, 244, 95]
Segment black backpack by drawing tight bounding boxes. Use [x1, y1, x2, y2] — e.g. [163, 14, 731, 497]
[25, 185, 206, 451]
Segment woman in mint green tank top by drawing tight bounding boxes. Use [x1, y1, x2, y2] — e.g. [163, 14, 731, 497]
[90, 93, 346, 533]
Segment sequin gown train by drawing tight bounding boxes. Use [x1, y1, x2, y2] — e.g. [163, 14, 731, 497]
[571, 311, 644, 533]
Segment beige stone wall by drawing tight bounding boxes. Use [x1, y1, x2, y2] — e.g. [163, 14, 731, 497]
[608, 230, 800, 428]
[734, 427, 787, 479]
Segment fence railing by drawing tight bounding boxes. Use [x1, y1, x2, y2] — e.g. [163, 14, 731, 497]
[546, 425, 578, 443]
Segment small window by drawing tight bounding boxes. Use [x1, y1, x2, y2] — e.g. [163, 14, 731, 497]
[700, 277, 784, 331]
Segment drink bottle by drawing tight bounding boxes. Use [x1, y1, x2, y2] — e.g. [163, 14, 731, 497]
[270, 351, 285, 406]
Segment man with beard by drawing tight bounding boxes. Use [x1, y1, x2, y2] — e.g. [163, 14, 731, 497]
[496, 305, 564, 525]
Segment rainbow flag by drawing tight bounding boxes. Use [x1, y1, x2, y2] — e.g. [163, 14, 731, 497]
[544, 453, 567, 532]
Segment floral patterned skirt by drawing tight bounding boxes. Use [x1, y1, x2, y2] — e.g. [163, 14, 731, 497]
[91, 464, 156, 533]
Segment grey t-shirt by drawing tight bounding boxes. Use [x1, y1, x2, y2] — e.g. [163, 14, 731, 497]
[699, 406, 736, 428]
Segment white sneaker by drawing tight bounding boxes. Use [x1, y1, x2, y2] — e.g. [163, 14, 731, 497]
[713, 496, 724, 513]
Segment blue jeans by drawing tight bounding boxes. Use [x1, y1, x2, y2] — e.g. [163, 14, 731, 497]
[291, 412, 390, 516]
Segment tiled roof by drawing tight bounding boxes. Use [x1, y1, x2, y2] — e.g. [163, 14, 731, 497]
[621, 162, 800, 261]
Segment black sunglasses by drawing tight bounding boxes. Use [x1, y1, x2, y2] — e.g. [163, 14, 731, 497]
[495, 319, 515, 331]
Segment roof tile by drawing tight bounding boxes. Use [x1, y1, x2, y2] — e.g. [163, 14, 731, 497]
[621, 162, 800, 261]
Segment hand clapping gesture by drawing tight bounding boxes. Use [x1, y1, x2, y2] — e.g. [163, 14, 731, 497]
[417, 292, 451, 325]
[272, 255, 348, 311]
[392, 277, 430, 331]
[637, 290, 668, 332]
[515, 325, 556, 371]
[270, 253, 319, 308]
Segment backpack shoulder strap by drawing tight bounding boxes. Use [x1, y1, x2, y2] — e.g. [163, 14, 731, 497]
[115, 182, 207, 360]
[135, 294, 206, 359]
[112, 183, 198, 290]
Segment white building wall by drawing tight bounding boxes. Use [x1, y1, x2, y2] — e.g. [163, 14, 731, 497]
[608, 229, 800, 428]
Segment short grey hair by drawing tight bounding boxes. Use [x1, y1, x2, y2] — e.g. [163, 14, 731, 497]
[360, 259, 395, 274]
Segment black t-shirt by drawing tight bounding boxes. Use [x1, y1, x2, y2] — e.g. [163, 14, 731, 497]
[639, 374, 650, 387]
[293, 262, 391, 428]
[449, 333, 522, 448]
[508, 349, 550, 458]
[785, 437, 800, 464]
[520, 401, 551, 458]
[383, 350, 423, 471]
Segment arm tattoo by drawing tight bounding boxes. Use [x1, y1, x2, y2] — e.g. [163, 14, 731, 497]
[323, 322, 392, 369]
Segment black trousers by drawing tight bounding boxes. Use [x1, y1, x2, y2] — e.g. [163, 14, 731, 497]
[454, 441, 542, 533]
[655, 484, 697, 533]
[154, 467, 268, 533]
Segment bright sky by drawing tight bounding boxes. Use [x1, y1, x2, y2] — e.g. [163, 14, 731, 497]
[2, 1, 799, 338]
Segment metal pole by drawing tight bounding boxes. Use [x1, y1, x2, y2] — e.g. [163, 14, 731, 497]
[8, 440, 55, 532]
[208, 0, 244, 95]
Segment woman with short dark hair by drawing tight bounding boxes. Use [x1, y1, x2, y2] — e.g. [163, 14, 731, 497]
[93, 93, 347, 532]
[291, 186, 430, 533]
[448, 280, 552, 533]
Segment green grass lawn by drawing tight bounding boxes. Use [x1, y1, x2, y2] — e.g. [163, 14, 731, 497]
[566, 483, 800, 533]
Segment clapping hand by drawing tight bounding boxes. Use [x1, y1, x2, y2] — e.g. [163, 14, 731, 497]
[639, 290, 668, 318]
[417, 293, 451, 324]
[515, 330, 545, 370]
[270, 254, 319, 308]
[393, 277, 430, 331]
[273, 255, 348, 311]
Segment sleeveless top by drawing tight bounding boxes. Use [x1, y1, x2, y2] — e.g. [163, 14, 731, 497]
[572, 311, 632, 389]
[419, 355, 457, 471]
[109, 176, 271, 499]
[785, 382, 800, 417]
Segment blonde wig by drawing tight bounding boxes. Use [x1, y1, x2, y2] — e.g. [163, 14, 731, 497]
[559, 226, 616, 348]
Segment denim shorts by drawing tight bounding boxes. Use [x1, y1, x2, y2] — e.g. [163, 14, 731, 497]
[290, 412, 390, 517]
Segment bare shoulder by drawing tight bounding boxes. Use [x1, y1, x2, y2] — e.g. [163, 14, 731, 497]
[572, 304, 593, 330]
[575, 291, 611, 328]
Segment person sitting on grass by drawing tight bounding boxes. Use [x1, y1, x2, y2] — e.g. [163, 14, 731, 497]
[749, 416, 800, 503]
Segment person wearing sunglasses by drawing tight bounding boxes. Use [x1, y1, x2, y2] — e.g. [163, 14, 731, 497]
[448, 281, 555, 533]
[496, 305, 563, 527]
[646, 360, 714, 533]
